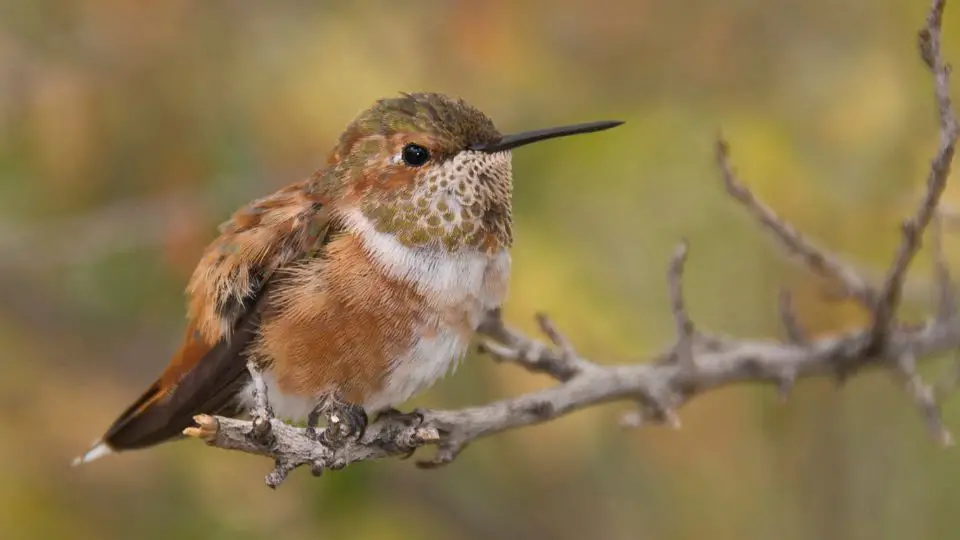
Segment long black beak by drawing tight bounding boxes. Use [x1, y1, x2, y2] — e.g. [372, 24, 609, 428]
[470, 120, 623, 153]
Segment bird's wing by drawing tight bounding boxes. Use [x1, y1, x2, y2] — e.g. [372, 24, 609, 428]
[94, 181, 337, 452]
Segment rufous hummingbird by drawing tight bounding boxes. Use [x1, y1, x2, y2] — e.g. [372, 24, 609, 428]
[73, 92, 622, 464]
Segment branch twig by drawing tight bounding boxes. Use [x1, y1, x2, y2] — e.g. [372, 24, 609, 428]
[667, 240, 697, 370]
[476, 308, 595, 382]
[778, 289, 807, 345]
[866, 0, 958, 352]
[715, 139, 878, 308]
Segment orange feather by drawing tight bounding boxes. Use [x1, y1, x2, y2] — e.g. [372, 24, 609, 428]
[88, 183, 336, 454]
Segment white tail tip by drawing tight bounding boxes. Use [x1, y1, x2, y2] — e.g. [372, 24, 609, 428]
[71, 441, 113, 466]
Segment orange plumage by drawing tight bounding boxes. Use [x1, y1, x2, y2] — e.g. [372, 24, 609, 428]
[73, 92, 621, 465]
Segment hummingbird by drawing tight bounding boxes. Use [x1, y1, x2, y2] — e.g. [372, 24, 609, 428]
[73, 92, 622, 464]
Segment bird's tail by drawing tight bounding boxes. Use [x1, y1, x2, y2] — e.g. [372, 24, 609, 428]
[72, 381, 171, 465]
[72, 315, 261, 466]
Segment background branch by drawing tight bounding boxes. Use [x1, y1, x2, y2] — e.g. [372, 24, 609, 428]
[184, 0, 959, 487]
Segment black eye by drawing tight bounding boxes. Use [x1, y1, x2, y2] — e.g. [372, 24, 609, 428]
[401, 143, 430, 167]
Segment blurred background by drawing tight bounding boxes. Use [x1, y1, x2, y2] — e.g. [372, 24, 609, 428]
[2, 0, 960, 539]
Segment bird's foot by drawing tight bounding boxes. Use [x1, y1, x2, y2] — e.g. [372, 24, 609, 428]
[306, 397, 368, 448]
[373, 408, 427, 459]
[322, 402, 368, 447]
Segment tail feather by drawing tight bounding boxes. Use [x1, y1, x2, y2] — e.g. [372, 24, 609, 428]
[71, 441, 113, 466]
[73, 296, 265, 465]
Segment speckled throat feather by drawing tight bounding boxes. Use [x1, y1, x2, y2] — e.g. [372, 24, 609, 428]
[356, 149, 513, 254]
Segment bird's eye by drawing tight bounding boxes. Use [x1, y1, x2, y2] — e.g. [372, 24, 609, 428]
[401, 143, 430, 167]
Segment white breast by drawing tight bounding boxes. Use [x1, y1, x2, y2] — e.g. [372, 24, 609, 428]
[340, 207, 509, 307]
[342, 207, 511, 412]
[362, 323, 469, 412]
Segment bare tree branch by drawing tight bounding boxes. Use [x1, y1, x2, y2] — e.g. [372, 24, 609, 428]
[778, 289, 807, 345]
[181, 0, 959, 487]
[476, 308, 596, 382]
[893, 351, 953, 446]
[191, 304, 960, 486]
[867, 1, 958, 351]
[714, 139, 878, 308]
[667, 240, 697, 370]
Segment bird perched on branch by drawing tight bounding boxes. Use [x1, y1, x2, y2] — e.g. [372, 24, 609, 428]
[73, 92, 621, 464]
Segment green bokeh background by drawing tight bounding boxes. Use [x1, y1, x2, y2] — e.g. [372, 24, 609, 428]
[2, 1, 960, 539]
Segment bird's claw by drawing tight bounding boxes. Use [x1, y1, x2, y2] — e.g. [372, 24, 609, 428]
[372, 408, 429, 459]
[306, 398, 368, 448]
